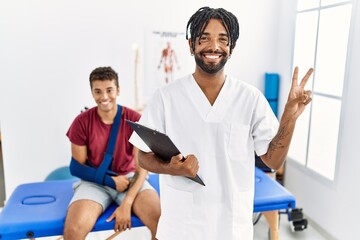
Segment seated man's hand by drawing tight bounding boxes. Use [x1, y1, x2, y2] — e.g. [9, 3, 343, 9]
[106, 202, 132, 232]
[112, 175, 130, 192]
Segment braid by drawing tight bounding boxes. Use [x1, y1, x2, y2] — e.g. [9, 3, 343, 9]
[186, 7, 240, 53]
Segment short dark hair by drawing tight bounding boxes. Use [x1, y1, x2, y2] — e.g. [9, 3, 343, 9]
[186, 7, 240, 54]
[89, 66, 119, 88]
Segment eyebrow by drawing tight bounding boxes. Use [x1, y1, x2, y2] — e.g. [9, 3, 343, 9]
[219, 33, 229, 37]
[93, 86, 115, 91]
[200, 32, 229, 37]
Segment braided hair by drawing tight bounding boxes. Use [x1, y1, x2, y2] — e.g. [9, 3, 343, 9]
[186, 7, 240, 54]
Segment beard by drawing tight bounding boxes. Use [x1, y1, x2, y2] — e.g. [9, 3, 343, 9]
[194, 51, 228, 74]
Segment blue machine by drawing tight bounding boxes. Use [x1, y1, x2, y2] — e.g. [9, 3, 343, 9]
[264, 73, 280, 117]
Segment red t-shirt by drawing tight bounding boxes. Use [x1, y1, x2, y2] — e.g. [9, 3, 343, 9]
[66, 106, 141, 175]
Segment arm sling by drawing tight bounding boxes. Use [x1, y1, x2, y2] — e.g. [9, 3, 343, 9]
[70, 105, 122, 189]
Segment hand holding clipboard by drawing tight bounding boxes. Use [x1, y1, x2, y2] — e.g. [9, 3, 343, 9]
[126, 120, 205, 186]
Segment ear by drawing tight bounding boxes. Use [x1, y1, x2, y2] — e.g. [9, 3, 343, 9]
[188, 38, 194, 55]
[117, 86, 120, 96]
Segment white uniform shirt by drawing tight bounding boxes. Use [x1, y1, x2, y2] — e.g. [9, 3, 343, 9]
[130, 74, 279, 240]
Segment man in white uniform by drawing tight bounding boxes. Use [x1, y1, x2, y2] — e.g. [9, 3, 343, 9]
[130, 6, 313, 240]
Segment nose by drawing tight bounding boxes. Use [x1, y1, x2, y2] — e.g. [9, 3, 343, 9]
[209, 38, 220, 51]
[100, 91, 109, 100]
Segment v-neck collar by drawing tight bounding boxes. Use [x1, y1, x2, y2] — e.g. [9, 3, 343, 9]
[184, 74, 233, 122]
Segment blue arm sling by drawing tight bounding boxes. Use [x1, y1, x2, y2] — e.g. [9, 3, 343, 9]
[70, 105, 122, 189]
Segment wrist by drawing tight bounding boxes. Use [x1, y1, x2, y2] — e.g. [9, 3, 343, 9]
[123, 197, 134, 206]
[166, 162, 183, 176]
[281, 107, 298, 123]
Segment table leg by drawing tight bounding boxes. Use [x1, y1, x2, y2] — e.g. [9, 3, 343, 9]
[263, 171, 279, 240]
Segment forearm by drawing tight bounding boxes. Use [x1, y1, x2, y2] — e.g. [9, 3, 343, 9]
[138, 151, 176, 175]
[139, 150, 199, 178]
[261, 116, 296, 170]
[69, 158, 116, 189]
[122, 168, 147, 205]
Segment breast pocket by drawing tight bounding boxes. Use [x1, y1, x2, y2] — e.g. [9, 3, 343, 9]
[228, 124, 251, 162]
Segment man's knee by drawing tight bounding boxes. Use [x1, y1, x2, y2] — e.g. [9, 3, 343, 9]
[133, 190, 161, 222]
[64, 211, 94, 237]
[63, 219, 88, 239]
[63, 200, 103, 239]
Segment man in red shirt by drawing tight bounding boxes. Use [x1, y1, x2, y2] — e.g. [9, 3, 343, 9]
[64, 66, 160, 240]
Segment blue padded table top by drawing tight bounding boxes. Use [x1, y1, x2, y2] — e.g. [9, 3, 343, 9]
[254, 167, 295, 212]
[0, 179, 76, 239]
[0, 169, 295, 240]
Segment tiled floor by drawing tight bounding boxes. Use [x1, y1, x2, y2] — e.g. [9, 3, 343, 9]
[254, 212, 329, 240]
[83, 213, 329, 240]
[88, 212, 329, 240]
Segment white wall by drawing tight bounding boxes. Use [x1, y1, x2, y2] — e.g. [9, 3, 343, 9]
[280, 1, 360, 239]
[0, 0, 282, 199]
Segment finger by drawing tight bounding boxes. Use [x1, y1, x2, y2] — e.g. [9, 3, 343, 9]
[303, 90, 313, 105]
[114, 223, 120, 232]
[299, 90, 312, 104]
[287, 94, 307, 108]
[185, 154, 198, 162]
[189, 159, 199, 177]
[171, 154, 183, 163]
[291, 66, 299, 88]
[289, 92, 312, 106]
[192, 165, 200, 177]
[299, 68, 314, 88]
[188, 156, 198, 166]
[106, 213, 115, 222]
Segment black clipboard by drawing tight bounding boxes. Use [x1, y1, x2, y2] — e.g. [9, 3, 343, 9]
[126, 120, 205, 186]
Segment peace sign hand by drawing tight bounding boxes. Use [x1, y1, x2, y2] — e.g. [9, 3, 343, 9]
[283, 67, 314, 120]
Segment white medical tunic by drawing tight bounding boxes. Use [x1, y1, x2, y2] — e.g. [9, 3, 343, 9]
[130, 74, 279, 240]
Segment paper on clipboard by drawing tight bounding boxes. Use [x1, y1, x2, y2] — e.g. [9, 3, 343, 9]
[126, 120, 205, 186]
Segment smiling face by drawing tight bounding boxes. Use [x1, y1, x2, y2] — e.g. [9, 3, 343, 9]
[190, 19, 231, 75]
[91, 79, 119, 113]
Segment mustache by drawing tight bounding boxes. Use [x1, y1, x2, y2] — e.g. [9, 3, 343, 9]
[199, 50, 227, 56]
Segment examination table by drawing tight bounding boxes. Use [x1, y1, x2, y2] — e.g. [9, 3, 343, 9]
[0, 167, 295, 239]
